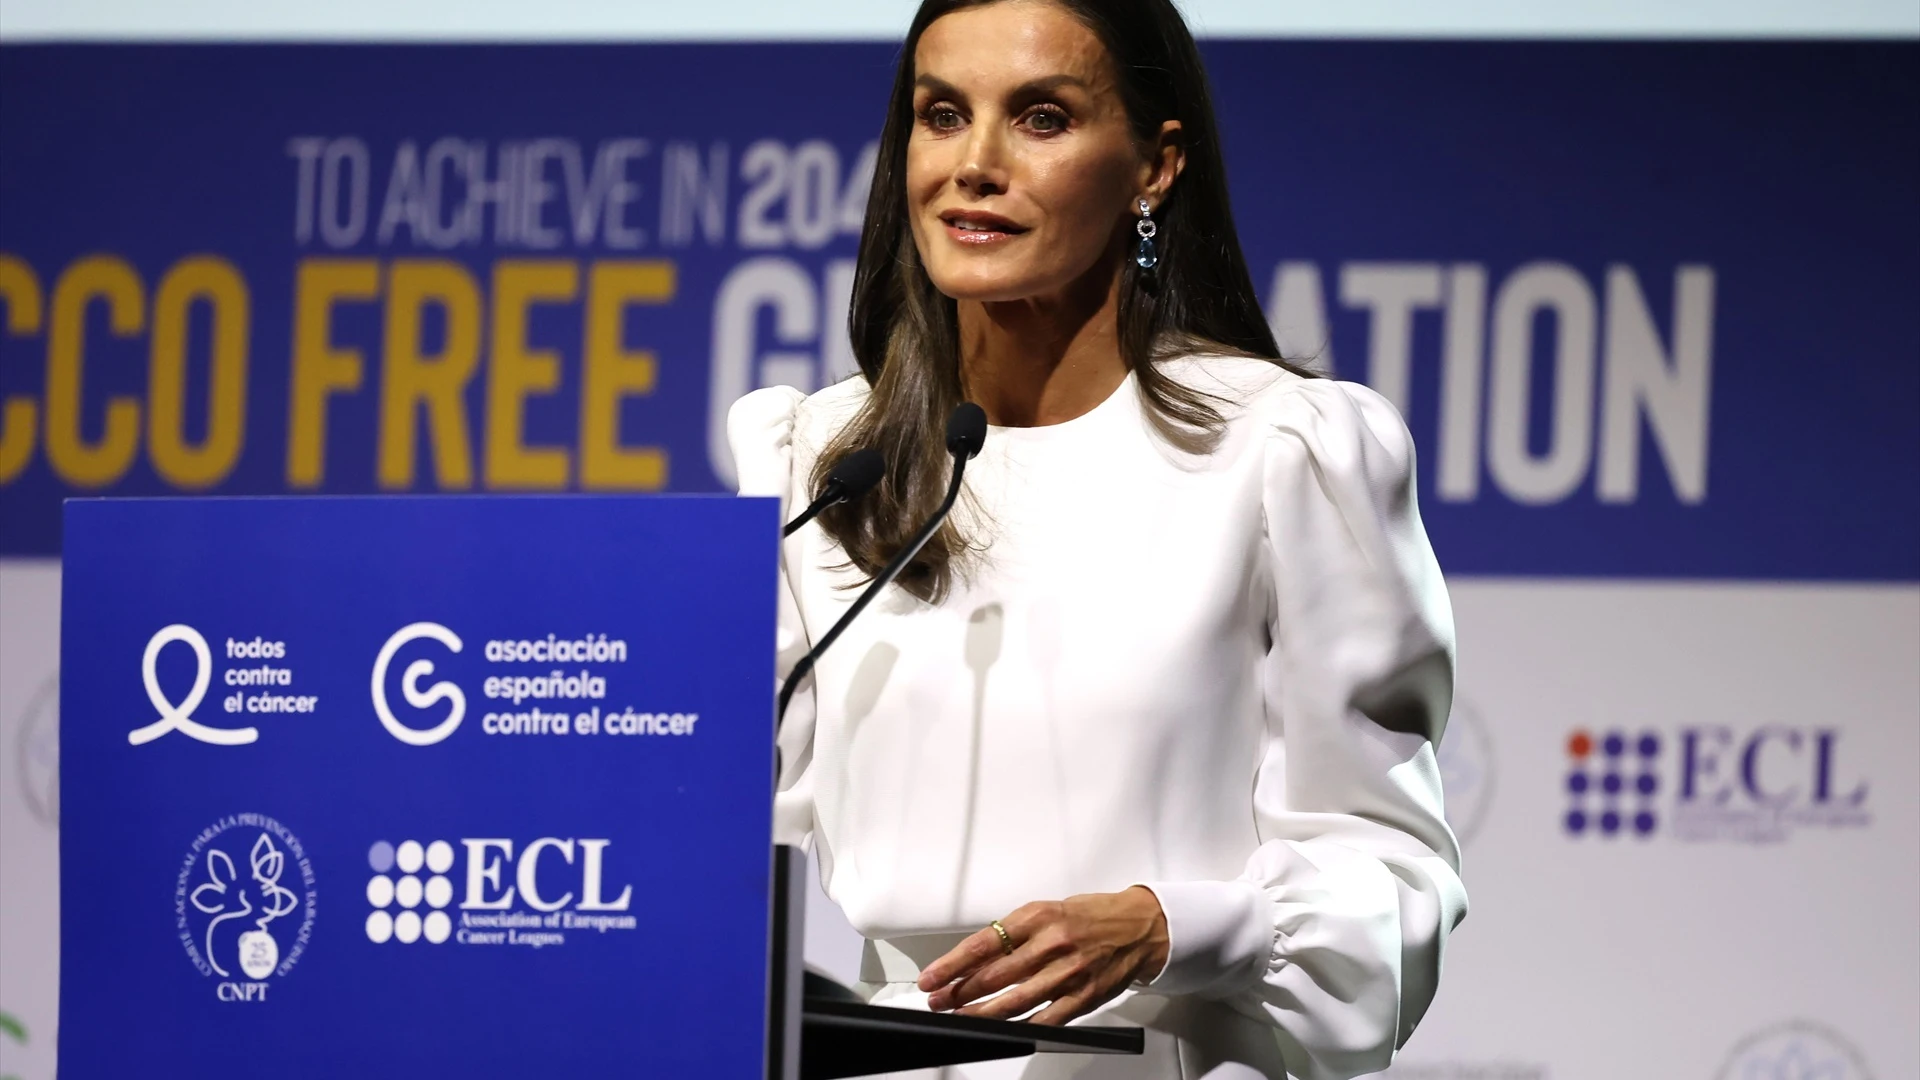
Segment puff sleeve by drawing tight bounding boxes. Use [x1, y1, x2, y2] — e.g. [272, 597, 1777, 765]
[726, 385, 818, 849]
[1139, 380, 1468, 1080]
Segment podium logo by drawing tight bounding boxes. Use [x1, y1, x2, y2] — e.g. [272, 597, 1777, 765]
[364, 839, 457, 944]
[364, 835, 637, 950]
[175, 813, 316, 1002]
[371, 622, 466, 746]
[130, 624, 260, 746]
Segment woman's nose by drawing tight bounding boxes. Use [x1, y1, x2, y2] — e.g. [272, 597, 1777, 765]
[955, 124, 1010, 196]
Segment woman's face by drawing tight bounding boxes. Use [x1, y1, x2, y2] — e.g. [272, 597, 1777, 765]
[907, 1, 1165, 304]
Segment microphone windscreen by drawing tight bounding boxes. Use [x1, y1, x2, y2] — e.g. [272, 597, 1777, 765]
[828, 448, 886, 499]
[946, 402, 987, 459]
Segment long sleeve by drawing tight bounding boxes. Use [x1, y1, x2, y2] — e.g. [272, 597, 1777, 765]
[1140, 379, 1468, 1080]
[726, 385, 818, 849]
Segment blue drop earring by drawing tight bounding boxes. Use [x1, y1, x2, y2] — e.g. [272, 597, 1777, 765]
[1134, 198, 1158, 270]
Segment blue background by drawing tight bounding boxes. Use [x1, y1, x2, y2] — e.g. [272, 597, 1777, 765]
[2, 42, 1915, 578]
[58, 495, 780, 1076]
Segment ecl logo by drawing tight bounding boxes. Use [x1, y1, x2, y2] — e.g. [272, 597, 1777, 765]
[1677, 727, 1867, 808]
[460, 838, 632, 911]
[364, 836, 634, 946]
[1565, 726, 1869, 842]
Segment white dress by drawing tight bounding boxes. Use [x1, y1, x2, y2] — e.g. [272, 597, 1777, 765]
[728, 355, 1468, 1080]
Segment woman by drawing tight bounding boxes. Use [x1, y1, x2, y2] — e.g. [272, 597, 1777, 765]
[728, 1, 1466, 1077]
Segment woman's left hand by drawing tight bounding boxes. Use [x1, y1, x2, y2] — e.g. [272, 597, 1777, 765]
[917, 886, 1170, 1025]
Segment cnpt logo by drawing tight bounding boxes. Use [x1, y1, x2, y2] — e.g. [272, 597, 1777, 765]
[1716, 1020, 1874, 1080]
[364, 835, 637, 950]
[1563, 726, 1870, 843]
[131, 625, 259, 746]
[175, 814, 316, 1002]
[371, 623, 466, 746]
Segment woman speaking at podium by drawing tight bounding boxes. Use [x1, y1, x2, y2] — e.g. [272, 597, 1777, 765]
[729, 1, 1466, 1076]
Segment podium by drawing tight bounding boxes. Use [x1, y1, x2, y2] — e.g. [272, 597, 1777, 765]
[58, 495, 1140, 1078]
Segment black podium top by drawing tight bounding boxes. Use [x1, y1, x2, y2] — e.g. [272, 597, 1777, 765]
[801, 997, 1145, 1080]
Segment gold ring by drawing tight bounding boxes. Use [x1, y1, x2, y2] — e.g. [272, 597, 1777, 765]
[989, 919, 1014, 955]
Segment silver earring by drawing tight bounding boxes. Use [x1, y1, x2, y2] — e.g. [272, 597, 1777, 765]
[1134, 198, 1158, 270]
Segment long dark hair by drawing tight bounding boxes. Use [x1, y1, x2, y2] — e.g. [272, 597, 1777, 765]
[816, 0, 1308, 602]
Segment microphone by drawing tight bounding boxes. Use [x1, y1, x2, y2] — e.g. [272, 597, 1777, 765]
[777, 403, 987, 723]
[783, 448, 885, 538]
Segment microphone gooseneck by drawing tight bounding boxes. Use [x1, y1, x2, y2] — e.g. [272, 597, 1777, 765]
[782, 448, 886, 538]
[777, 403, 987, 724]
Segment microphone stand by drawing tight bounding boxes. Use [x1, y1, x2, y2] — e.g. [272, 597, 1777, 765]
[767, 405, 985, 1071]
[777, 421, 979, 725]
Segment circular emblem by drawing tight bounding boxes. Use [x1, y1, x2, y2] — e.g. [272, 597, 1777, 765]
[1716, 1020, 1874, 1080]
[1437, 700, 1495, 848]
[175, 814, 317, 989]
[13, 674, 59, 828]
[371, 623, 467, 746]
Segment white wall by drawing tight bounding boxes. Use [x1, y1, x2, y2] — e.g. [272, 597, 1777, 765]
[0, 563, 60, 1080]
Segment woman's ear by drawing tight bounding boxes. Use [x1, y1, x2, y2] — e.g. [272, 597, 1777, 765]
[1140, 120, 1187, 210]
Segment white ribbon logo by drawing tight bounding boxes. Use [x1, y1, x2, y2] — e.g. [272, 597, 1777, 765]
[129, 624, 259, 746]
[371, 622, 466, 746]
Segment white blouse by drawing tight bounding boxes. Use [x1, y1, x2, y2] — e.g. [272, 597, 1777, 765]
[729, 356, 1467, 1080]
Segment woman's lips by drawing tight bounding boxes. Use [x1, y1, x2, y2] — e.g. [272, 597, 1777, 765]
[946, 223, 1018, 245]
[940, 211, 1027, 245]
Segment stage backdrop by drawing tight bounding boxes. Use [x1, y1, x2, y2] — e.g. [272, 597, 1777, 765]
[1, 41, 1915, 1080]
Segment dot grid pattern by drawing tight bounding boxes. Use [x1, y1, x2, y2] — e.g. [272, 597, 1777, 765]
[1565, 729, 1659, 838]
[366, 839, 457, 943]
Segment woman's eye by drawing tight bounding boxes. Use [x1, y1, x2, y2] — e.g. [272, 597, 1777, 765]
[1024, 108, 1067, 134]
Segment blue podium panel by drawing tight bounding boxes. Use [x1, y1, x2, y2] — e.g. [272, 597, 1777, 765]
[58, 495, 781, 1077]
